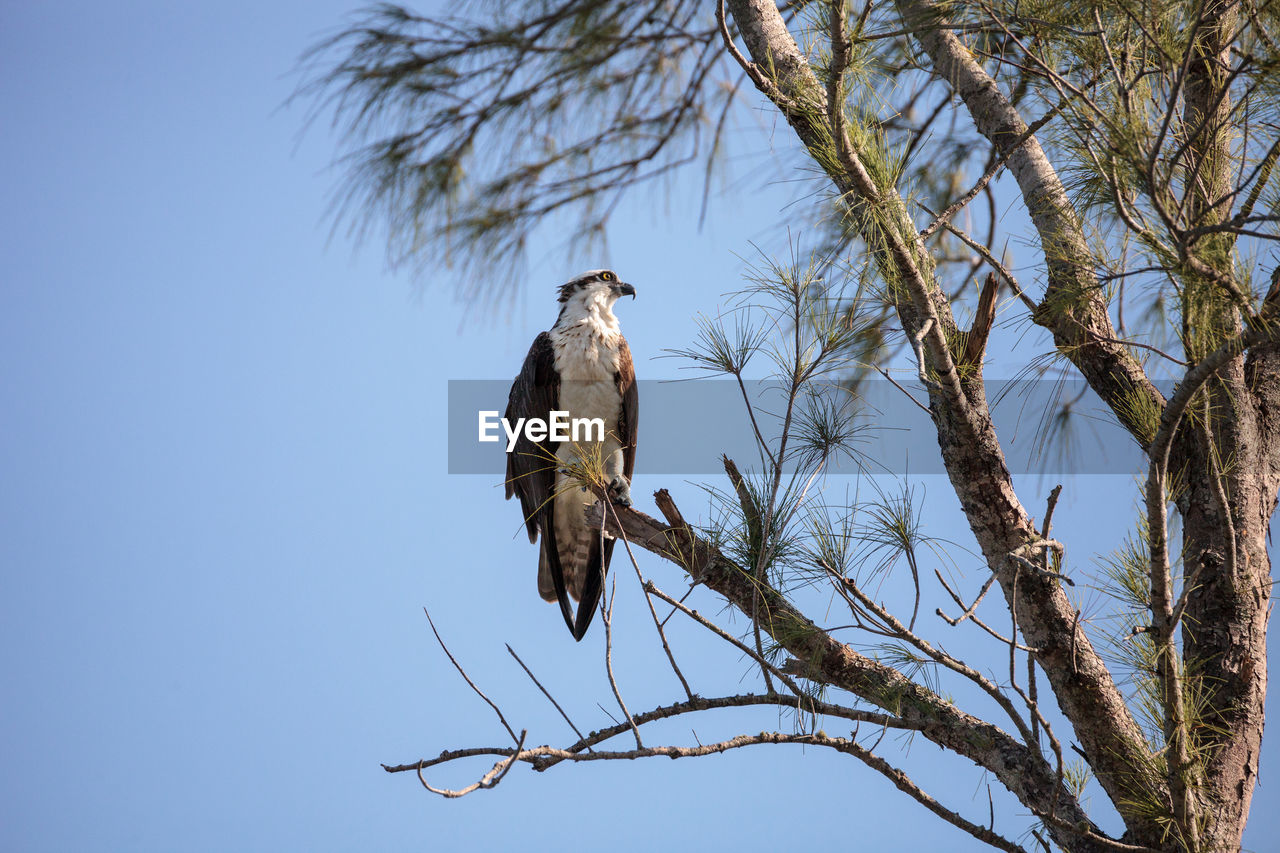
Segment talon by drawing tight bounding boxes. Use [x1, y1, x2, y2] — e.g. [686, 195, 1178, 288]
[608, 476, 633, 507]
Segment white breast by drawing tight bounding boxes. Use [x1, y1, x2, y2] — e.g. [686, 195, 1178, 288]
[551, 325, 622, 433]
[548, 316, 627, 553]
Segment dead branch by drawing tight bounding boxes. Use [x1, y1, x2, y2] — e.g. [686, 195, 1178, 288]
[961, 273, 1001, 370]
[415, 730, 528, 798]
[505, 644, 590, 747]
[424, 607, 519, 746]
[605, 498, 695, 700]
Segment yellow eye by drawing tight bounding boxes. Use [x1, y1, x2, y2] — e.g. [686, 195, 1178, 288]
[601, 271, 614, 281]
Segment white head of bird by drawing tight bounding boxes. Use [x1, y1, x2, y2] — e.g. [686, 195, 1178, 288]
[555, 269, 636, 334]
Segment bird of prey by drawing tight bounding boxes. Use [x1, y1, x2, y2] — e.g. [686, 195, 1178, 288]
[504, 270, 638, 640]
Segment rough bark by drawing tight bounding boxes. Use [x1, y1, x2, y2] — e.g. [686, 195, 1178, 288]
[1149, 320, 1279, 849]
[1176, 443, 1273, 848]
[1170, 1, 1274, 846]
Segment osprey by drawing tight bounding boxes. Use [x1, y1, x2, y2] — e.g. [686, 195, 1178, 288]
[504, 269, 638, 640]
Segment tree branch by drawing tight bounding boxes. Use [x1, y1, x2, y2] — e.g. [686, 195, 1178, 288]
[591, 490, 1115, 849]
[894, 0, 1168, 450]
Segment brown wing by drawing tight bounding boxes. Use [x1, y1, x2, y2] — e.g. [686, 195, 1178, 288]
[505, 333, 557, 538]
[615, 338, 639, 480]
[504, 333, 578, 636]
[570, 337, 639, 640]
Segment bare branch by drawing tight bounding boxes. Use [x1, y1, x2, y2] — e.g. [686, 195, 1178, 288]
[841, 732, 1030, 853]
[415, 730, 527, 798]
[605, 498, 695, 700]
[936, 570, 1039, 652]
[833, 568, 1038, 747]
[644, 580, 808, 699]
[423, 607, 519, 746]
[598, 551, 643, 748]
[385, 693, 923, 776]
[923, 210, 1038, 313]
[505, 645, 590, 747]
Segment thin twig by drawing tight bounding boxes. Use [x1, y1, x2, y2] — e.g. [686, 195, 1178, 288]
[505, 644, 591, 748]
[1028, 486, 1062, 748]
[924, 210, 1039, 313]
[935, 570, 1040, 652]
[658, 584, 698, 629]
[423, 607, 519, 745]
[599, 540, 643, 748]
[1040, 485, 1062, 540]
[1010, 539, 1073, 585]
[723, 454, 778, 693]
[919, 107, 1064, 241]
[842, 734, 1030, 853]
[734, 372, 778, 469]
[936, 568, 998, 625]
[1086, 332, 1190, 366]
[645, 581, 808, 698]
[605, 498, 695, 700]
[873, 365, 932, 414]
[834, 569, 1037, 746]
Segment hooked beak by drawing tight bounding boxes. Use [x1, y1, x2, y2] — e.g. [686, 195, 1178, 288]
[612, 281, 637, 299]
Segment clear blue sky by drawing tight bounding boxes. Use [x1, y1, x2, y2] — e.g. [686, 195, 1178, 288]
[1, 3, 1274, 851]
